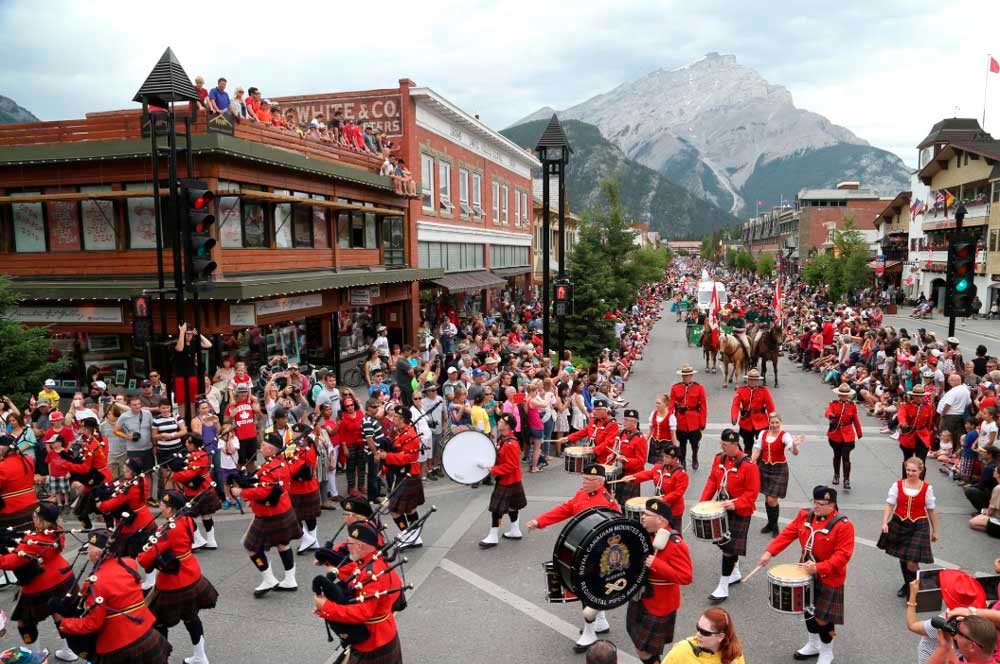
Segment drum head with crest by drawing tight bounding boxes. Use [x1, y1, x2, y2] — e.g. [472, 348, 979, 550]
[552, 507, 650, 610]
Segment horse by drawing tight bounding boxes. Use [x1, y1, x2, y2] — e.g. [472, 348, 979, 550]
[700, 322, 720, 374]
[719, 332, 746, 388]
[752, 322, 785, 388]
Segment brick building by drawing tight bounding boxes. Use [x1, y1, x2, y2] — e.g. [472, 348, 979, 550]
[797, 182, 887, 259]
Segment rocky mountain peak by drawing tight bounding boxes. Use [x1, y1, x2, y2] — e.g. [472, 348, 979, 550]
[0, 95, 40, 124]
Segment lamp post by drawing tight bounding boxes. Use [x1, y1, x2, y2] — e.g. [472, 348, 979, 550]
[534, 115, 572, 359]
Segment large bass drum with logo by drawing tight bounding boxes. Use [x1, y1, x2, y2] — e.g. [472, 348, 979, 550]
[551, 507, 650, 610]
[441, 429, 496, 485]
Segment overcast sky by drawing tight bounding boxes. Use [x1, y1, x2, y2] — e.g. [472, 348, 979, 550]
[2, 0, 999, 166]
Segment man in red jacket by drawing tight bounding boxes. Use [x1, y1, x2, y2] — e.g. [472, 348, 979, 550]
[528, 464, 620, 652]
[557, 395, 619, 463]
[0, 435, 38, 531]
[171, 434, 222, 551]
[607, 410, 648, 505]
[623, 444, 688, 531]
[627, 498, 693, 664]
[668, 365, 708, 469]
[824, 384, 863, 490]
[758, 485, 855, 664]
[479, 414, 527, 548]
[730, 368, 775, 454]
[700, 429, 760, 603]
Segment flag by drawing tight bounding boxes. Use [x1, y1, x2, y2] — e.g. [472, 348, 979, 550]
[756, 200, 764, 206]
[991, 56, 1000, 74]
[709, 284, 722, 346]
[935, 192, 945, 205]
[772, 278, 783, 323]
[945, 191, 956, 207]
[910, 198, 918, 214]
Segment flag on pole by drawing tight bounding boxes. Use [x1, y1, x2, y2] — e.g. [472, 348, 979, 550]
[991, 56, 1000, 74]
[945, 191, 956, 207]
[756, 200, 764, 206]
[709, 283, 722, 346]
[772, 278, 783, 323]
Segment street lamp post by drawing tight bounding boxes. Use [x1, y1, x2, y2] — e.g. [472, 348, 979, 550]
[534, 115, 572, 359]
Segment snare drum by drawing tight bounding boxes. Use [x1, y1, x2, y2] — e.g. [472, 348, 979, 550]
[601, 462, 623, 483]
[624, 497, 648, 522]
[767, 563, 813, 614]
[690, 501, 729, 543]
[563, 446, 594, 474]
[441, 430, 496, 485]
[542, 561, 578, 603]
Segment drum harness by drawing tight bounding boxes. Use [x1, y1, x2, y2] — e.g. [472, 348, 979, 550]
[799, 511, 848, 620]
[712, 455, 749, 542]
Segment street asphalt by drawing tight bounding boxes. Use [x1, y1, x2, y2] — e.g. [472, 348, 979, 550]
[14, 306, 1000, 663]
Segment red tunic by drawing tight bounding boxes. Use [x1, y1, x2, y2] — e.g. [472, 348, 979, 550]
[730, 386, 775, 431]
[136, 515, 203, 590]
[897, 402, 934, 450]
[766, 508, 855, 588]
[893, 481, 930, 521]
[0, 529, 73, 594]
[567, 416, 620, 464]
[640, 531, 693, 616]
[668, 382, 708, 432]
[599, 430, 647, 475]
[383, 424, 421, 477]
[0, 453, 37, 516]
[489, 435, 522, 485]
[648, 410, 673, 442]
[171, 449, 213, 499]
[63, 435, 113, 489]
[317, 553, 400, 653]
[58, 557, 158, 655]
[633, 464, 688, 520]
[699, 454, 760, 517]
[97, 478, 155, 535]
[823, 400, 863, 443]
[286, 442, 320, 495]
[242, 455, 293, 518]
[535, 487, 620, 529]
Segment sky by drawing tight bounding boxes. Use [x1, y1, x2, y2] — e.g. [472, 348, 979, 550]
[3, 0, 1000, 167]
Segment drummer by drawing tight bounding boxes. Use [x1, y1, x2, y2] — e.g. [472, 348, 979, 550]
[749, 412, 802, 536]
[757, 485, 855, 664]
[527, 464, 620, 653]
[607, 410, 648, 505]
[622, 444, 688, 531]
[699, 429, 760, 604]
[627, 498, 693, 664]
[554, 395, 619, 465]
[479, 414, 527, 549]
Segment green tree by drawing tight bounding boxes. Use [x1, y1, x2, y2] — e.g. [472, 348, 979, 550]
[734, 251, 756, 273]
[0, 276, 66, 406]
[800, 218, 870, 302]
[756, 253, 775, 276]
[725, 248, 738, 267]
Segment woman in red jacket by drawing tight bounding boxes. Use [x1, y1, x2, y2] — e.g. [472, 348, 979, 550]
[825, 384, 863, 490]
[96, 457, 158, 588]
[171, 435, 222, 552]
[479, 414, 527, 548]
[336, 394, 366, 498]
[0, 502, 77, 661]
[137, 491, 218, 664]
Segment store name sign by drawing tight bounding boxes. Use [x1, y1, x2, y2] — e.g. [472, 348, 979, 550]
[229, 304, 257, 327]
[11, 306, 123, 324]
[254, 294, 323, 318]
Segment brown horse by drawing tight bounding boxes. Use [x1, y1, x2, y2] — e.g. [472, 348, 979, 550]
[752, 322, 785, 387]
[701, 323, 720, 373]
[719, 332, 746, 388]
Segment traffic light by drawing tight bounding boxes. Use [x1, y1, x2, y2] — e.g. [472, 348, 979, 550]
[944, 232, 977, 317]
[181, 179, 217, 288]
[553, 280, 574, 316]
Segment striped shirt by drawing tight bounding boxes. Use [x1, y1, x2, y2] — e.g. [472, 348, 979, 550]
[152, 414, 183, 451]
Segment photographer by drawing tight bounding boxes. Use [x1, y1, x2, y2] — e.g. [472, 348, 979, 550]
[925, 614, 997, 664]
[904, 571, 988, 664]
[113, 396, 155, 491]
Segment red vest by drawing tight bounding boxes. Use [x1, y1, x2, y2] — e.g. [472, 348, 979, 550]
[649, 411, 673, 441]
[893, 481, 929, 521]
[759, 430, 788, 465]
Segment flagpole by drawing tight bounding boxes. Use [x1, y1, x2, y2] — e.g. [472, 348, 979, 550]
[985, 54, 991, 128]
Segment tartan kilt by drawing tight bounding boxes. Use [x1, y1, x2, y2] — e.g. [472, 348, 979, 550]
[351, 634, 402, 664]
[0, 505, 37, 532]
[291, 489, 322, 523]
[811, 580, 845, 625]
[114, 522, 158, 559]
[488, 481, 527, 515]
[719, 513, 751, 557]
[242, 509, 302, 551]
[146, 575, 219, 627]
[387, 476, 424, 515]
[12, 573, 76, 623]
[876, 516, 934, 564]
[618, 480, 641, 503]
[757, 461, 789, 498]
[187, 489, 222, 518]
[668, 513, 683, 533]
[93, 626, 172, 664]
[626, 600, 676, 656]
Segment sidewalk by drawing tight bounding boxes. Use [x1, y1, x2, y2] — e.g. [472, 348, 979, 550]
[883, 312, 1000, 350]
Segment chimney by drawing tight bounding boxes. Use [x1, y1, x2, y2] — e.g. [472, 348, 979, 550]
[836, 181, 860, 190]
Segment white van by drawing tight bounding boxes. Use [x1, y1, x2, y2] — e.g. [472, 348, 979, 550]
[696, 281, 728, 313]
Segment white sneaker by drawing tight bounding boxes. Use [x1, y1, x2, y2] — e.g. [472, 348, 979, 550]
[184, 636, 210, 664]
[727, 563, 742, 585]
[191, 528, 208, 550]
[276, 565, 298, 591]
[502, 520, 523, 540]
[141, 568, 158, 591]
[708, 576, 729, 602]
[297, 528, 318, 554]
[796, 634, 821, 657]
[817, 641, 834, 664]
[54, 640, 78, 662]
[253, 567, 279, 597]
[479, 527, 499, 549]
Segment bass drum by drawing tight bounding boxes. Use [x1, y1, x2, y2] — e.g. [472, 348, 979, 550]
[441, 429, 496, 485]
[552, 507, 650, 610]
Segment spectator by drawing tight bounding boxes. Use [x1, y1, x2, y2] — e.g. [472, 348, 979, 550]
[905, 569, 989, 664]
[924, 614, 996, 664]
[965, 446, 1000, 514]
[151, 397, 187, 496]
[207, 77, 229, 114]
[102, 402, 127, 480]
[174, 321, 212, 406]
[662, 607, 744, 663]
[314, 372, 341, 420]
[938, 373, 972, 448]
[138, 379, 159, 409]
[968, 464, 1000, 537]
[147, 370, 166, 398]
[972, 345, 989, 378]
[229, 87, 250, 119]
[245, 87, 261, 121]
[114, 396, 154, 480]
[38, 378, 60, 411]
[585, 640, 617, 664]
[257, 99, 273, 124]
[192, 75, 209, 111]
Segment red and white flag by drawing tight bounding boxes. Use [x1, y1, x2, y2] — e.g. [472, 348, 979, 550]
[709, 283, 722, 346]
[772, 278, 783, 322]
[990, 56, 1000, 74]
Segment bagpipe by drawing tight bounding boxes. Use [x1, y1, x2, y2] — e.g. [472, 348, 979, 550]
[283, 422, 319, 483]
[60, 438, 110, 489]
[140, 484, 217, 574]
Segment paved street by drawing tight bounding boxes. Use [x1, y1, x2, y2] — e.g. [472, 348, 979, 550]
[19, 307, 1000, 663]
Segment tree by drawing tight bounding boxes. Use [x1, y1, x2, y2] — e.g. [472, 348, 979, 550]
[756, 253, 775, 276]
[801, 218, 870, 302]
[0, 276, 66, 407]
[734, 251, 756, 273]
[725, 248, 738, 267]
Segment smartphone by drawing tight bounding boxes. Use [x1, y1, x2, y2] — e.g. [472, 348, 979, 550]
[916, 567, 944, 613]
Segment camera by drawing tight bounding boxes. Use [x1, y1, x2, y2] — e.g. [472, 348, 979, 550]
[930, 615, 961, 636]
[131, 432, 141, 442]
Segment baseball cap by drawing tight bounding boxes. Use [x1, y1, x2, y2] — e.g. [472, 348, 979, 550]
[446, 366, 458, 374]
[44, 379, 56, 388]
[141, 379, 152, 388]
[49, 411, 63, 421]
[92, 380, 107, 391]
[472, 368, 485, 377]
[36, 398, 50, 407]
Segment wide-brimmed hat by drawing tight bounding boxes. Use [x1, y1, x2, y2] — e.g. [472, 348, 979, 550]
[947, 336, 960, 345]
[676, 364, 696, 376]
[745, 368, 762, 381]
[909, 384, 926, 397]
[940, 569, 987, 609]
[832, 384, 855, 397]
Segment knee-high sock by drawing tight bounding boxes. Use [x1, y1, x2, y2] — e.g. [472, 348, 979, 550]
[817, 621, 836, 643]
[721, 555, 737, 577]
[184, 617, 205, 645]
[250, 551, 269, 571]
[278, 548, 294, 571]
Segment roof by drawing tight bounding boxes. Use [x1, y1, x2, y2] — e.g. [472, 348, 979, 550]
[797, 187, 881, 200]
[132, 47, 199, 104]
[917, 140, 1000, 184]
[917, 118, 991, 149]
[429, 270, 507, 293]
[873, 191, 912, 227]
[534, 115, 573, 154]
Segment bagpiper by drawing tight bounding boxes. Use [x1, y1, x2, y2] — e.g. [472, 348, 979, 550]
[375, 406, 425, 549]
[170, 434, 221, 551]
[95, 457, 158, 588]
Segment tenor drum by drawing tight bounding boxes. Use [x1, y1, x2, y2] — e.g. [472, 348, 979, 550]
[542, 561, 578, 603]
[690, 501, 729, 543]
[552, 507, 650, 610]
[441, 430, 496, 485]
[767, 563, 813, 614]
[563, 446, 594, 474]
[624, 497, 648, 522]
[601, 462, 623, 483]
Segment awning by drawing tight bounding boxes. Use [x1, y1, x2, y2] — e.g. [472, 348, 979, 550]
[867, 260, 902, 271]
[430, 270, 507, 293]
[491, 266, 533, 278]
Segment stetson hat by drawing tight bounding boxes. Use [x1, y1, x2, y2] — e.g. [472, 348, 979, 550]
[832, 384, 855, 397]
[947, 336, 960, 345]
[745, 368, 762, 380]
[676, 364, 697, 376]
[940, 569, 987, 609]
[908, 384, 926, 397]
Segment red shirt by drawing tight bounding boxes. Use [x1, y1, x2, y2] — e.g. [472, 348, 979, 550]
[0, 529, 72, 594]
[700, 454, 760, 517]
[767, 509, 855, 588]
[640, 531, 693, 616]
[0, 454, 37, 515]
[226, 399, 257, 440]
[535, 487, 620, 529]
[633, 463, 688, 520]
[336, 410, 365, 446]
[136, 515, 203, 590]
[731, 386, 775, 431]
[489, 435, 522, 485]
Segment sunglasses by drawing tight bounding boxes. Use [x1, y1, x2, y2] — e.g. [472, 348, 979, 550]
[696, 625, 720, 637]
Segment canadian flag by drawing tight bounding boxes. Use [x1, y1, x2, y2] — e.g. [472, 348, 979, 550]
[772, 278, 783, 323]
[709, 284, 722, 346]
[991, 56, 1000, 74]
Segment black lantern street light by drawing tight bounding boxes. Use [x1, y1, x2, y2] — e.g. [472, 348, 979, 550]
[534, 115, 573, 359]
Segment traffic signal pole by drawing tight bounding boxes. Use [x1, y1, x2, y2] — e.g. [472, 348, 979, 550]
[947, 203, 968, 338]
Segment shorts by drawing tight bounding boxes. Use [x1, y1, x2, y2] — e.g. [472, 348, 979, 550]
[47, 475, 70, 495]
[529, 428, 544, 439]
[238, 437, 259, 466]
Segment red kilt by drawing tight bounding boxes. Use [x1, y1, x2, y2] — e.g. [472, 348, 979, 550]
[242, 509, 302, 552]
[487, 482, 527, 515]
[811, 579, 845, 625]
[0, 505, 37, 531]
[146, 575, 218, 627]
[876, 516, 934, 564]
[719, 513, 751, 557]
[12, 574, 76, 623]
[387, 476, 424, 515]
[93, 626, 172, 664]
[291, 490, 322, 523]
[114, 522, 157, 559]
[188, 490, 222, 518]
[757, 461, 789, 498]
[351, 634, 402, 664]
[626, 600, 676, 656]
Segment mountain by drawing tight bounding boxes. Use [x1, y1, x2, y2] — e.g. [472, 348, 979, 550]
[501, 118, 738, 239]
[510, 53, 912, 214]
[0, 95, 39, 124]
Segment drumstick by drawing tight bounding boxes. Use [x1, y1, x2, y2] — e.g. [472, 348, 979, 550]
[742, 563, 765, 582]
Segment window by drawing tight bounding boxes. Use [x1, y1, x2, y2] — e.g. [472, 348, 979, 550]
[501, 185, 509, 225]
[337, 210, 351, 248]
[218, 182, 243, 248]
[273, 190, 293, 248]
[11, 192, 44, 253]
[492, 181, 500, 224]
[352, 214, 366, 247]
[79, 185, 117, 250]
[514, 190, 520, 228]
[292, 205, 313, 247]
[991, 229, 999, 253]
[242, 201, 268, 248]
[126, 183, 157, 249]
[490, 244, 530, 268]
[382, 216, 405, 265]
[46, 201, 81, 251]
[311, 195, 330, 248]
[418, 241, 483, 271]
[472, 174, 483, 217]
[459, 169, 472, 215]
[421, 154, 434, 210]
[521, 192, 529, 227]
[439, 162, 452, 212]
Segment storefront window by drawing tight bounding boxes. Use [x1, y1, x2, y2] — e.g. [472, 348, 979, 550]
[79, 185, 117, 250]
[274, 196, 293, 249]
[126, 183, 158, 249]
[292, 204, 313, 247]
[242, 202, 267, 247]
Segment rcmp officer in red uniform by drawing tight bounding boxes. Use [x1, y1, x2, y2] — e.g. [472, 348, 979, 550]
[824, 384, 863, 490]
[626, 497, 693, 664]
[137, 491, 219, 664]
[171, 434, 221, 551]
[607, 410, 648, 504]
[623, 444, 688, 532]
[758, 485, 855, 664]
[376, 406, 425, 549]
[528, 464, 620, 652]
[669, 365, 708, 469]
[896, 385, 935, 475]
[479, 414, 527, 548]
[730, 368, 776, 454]
[700, 429, 760, 603]
[557, 395, 620, 464]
